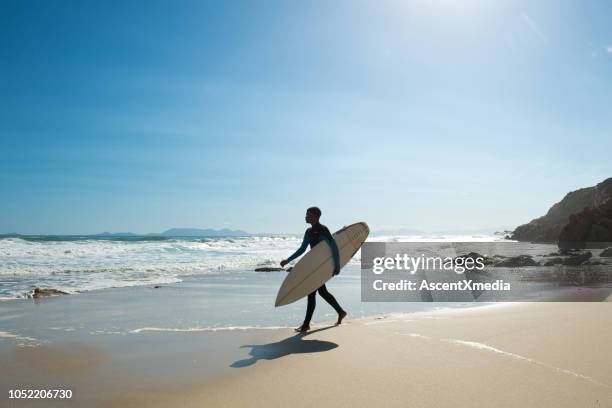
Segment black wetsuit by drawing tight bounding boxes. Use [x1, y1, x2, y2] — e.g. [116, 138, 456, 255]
[286, 223, 345, 326]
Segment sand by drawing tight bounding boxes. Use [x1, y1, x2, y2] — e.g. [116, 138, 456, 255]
[92, 301, 612, 408]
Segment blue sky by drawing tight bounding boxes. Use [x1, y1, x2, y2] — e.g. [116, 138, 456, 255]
[1, 0, 611, 234]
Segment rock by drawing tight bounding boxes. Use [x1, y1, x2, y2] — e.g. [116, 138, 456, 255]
[511, 178, 612, 242]
[153, 285, 161, 289]
[600, 247, 612, 257]
[455, 252, 497, 266]
[542, 257, 563, 266]
[254, 267, 284, 272]
[558, 200, 612, 249]
[588, 224, 612, 241]
[495, 255, 538, 267]
[561, 251, 592, 266]
[544, 252, 560, 257]
[583, 260, 605, 266]
[30, 287, 68, 299]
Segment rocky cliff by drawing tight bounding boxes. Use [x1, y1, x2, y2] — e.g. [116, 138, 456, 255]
[511, 178, 612, 243]
[558, 200, 612, 248]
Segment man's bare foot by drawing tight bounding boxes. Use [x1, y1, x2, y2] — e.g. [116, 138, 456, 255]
[295, 324, 310, 333]
[337, 311, 347, 325]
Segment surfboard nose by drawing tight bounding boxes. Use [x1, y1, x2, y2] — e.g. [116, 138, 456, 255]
[358, 222, 370, 237]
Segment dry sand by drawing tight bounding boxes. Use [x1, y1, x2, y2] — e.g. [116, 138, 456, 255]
[103, 302, 612, 408]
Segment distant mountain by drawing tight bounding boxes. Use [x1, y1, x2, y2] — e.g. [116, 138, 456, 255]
[156, 228, 250, 237]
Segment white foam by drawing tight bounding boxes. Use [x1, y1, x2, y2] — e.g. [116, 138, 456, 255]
[129, 325, 291, 334]
[0, 235, 303, 299]
[444, 339, 611, 387]
[0, 330, 40, 347]
[400, 333, 432, 340]
[0, 236, 302, 276]
[400, 332, 612, 389]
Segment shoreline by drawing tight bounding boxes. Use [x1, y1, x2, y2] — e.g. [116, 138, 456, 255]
[0, 265, 495, 352]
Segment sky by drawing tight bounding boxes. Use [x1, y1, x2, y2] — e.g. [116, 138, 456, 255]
[1, 0, 611, 235]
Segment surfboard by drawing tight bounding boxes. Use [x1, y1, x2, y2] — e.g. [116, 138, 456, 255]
[275, 222, 369, 307]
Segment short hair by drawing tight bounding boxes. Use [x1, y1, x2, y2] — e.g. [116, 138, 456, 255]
[307, 206, 322, 218]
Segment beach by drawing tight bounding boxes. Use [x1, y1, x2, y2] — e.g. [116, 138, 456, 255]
[2, 236, 612, 407]
[2, 301, 612, 407]
[112, 303, 612, 408]
[3, 237, 612, 407]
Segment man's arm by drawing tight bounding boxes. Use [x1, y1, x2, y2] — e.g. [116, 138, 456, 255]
[280, 230, 309, 267]
[321, 234, 341, 275]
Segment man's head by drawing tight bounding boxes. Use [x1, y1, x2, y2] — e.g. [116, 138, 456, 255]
[305, 206, 322, 224]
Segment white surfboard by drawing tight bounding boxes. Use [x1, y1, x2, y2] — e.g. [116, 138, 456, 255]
[275, 222, 369, 307]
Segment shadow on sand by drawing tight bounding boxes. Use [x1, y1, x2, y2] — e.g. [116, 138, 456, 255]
[231, 325, 339, 368]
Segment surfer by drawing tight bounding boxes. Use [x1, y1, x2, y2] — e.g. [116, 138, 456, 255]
[280, 207, 347, 333]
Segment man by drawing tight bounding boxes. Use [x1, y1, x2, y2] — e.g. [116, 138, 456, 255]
[280, 207, 347, 333]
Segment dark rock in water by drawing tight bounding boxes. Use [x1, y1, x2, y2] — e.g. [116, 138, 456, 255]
[542, 257, 563, 266]
[29, 287, 68, 299]
[558, 200, 612, 249]
[559, 248, 581, 255]
[583, 260, 606, 266]
[511, 178, 612, 243]
[601, 247, 612, 257]
[544, 252, 560, 257]
[495, 255, 538, 267]
[455, 252, 497, 266]
[561, 251, 592, 266]
[153, 285, 162, 289]
[254, 267, 284, 272]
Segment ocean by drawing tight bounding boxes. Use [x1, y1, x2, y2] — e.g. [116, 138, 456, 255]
[0, 235, 304, 300]
[0, 233, 519, 348]
[0, 233, 509, 301]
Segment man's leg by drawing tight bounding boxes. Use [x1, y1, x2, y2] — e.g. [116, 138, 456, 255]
[298, 291, 317, 332]
[317, 284, 347, 324]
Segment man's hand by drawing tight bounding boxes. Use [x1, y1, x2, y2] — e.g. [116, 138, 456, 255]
[280, 259, 289, 267]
